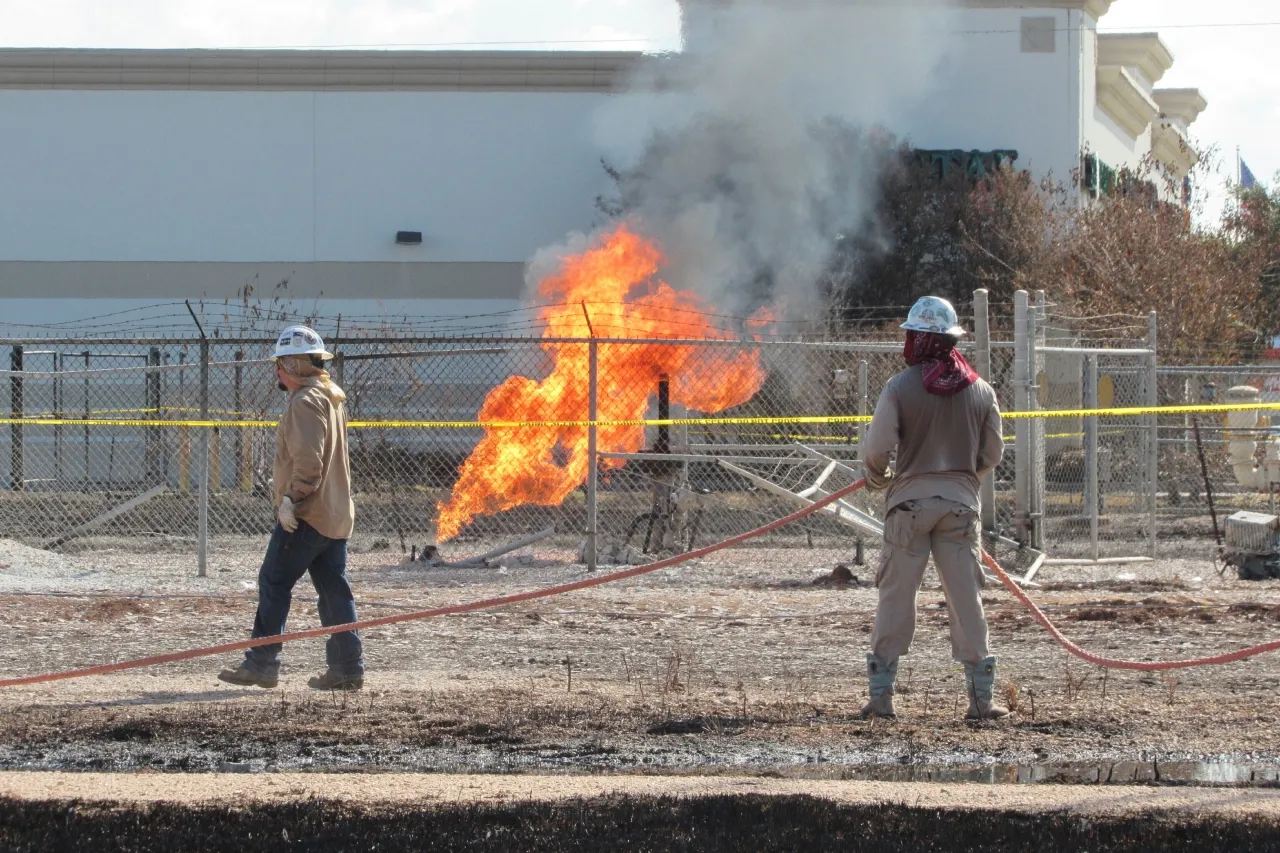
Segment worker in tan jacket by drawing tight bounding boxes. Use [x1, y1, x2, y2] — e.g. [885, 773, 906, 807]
[219, 325, 364, 691]
[860, 297, 1006, 720]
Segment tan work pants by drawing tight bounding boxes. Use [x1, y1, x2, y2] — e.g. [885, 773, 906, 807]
[871, 497, 991, 667]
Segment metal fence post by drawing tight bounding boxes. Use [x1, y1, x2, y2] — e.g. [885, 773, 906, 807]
[1013, 292, 1029, 545]
[1085, 354, 1100, 561]
[973, 288, 996, 533]
[234, 349, 248, 492]
[9, 345, 23, 492]
[147, 347, 162, 483]
[178, 351, 191, 492]
[1031, 291, 1046, 551]
[198, 339, 210, 577]
[585, 338, 599, 572]
[82, 351, 90, 487]
[857, 360, 869, 463]
[333, 350, 345, 388]
[1182, 377, 1193, 454]
[1147, 311, 1159, 559]
[53, 352, 63, 483]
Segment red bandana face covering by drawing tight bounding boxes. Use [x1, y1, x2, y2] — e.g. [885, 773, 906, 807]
[903, 331, 979, 396]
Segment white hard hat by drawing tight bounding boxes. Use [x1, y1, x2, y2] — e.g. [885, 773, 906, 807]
[901, 296, 966, 337]
[272, 325, 333, 361]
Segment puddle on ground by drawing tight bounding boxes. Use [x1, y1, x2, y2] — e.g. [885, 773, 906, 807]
[3, 738, 1278, 786]
[768, 760, 1280, 786]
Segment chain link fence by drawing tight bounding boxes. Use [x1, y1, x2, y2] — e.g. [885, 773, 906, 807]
[2, 290, 1269, 577]
[0, 334, 907, 575]
[1151, 365, 1280, 551]
[1034, 349, 1157, 560]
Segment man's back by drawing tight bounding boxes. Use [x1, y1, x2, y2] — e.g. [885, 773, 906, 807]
[863, 366, 1003, 511]
[274, 385, 354, 540]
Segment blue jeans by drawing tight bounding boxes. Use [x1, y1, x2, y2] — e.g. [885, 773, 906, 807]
[244, 521, 364, 677]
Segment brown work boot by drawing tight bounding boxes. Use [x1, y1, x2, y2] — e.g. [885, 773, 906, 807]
[964, 656, 1011, 720]
[217, 664, 278, 689]
[859, 653, 897, 719]
[308, 670, 364, 691]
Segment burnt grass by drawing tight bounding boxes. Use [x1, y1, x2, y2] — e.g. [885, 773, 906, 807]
[4, 552, 1280, 780]
[0, 682, 1269, 778]
[4, 794, 1279, 852]
[6, 588, 1280, 774]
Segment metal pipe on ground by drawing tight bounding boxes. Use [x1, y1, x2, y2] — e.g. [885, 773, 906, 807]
[43, 484, 167, 550]
[1043, 557, 1155, 566]
[451, 527, 557, 567]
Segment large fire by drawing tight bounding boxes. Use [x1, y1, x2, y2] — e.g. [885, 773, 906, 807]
[435, 224, 773, 541]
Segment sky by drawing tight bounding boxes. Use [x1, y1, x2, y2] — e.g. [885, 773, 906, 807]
[0, 0, 1275, 193]
[1098, 0, 1280, 197]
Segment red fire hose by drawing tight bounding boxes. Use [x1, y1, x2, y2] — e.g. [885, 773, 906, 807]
[0, 479, 869, 688]
[2, 478, 1280, 689]
[980, 550, 1280, 670]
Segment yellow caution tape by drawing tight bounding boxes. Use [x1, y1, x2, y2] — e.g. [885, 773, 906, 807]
[22, 406, 249, 419]
[0, 418, 280, 428]
[0, 397, 1269, 427]
[0, 401, 1273, 430]
[730, 429, 1129, 443]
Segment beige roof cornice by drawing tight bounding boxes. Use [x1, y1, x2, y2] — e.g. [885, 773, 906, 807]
[962, 0, 1114, 20]
[1097, 32, 1174, 88]
[1153, 88, 1208, 127]
[1150, 121, 1199, 178]
[0, 48, 645, 92]
[1096, 65, 1159, 138]
[1150, 88, 1206, 178]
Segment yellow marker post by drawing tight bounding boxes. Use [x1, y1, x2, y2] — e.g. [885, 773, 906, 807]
[1098, 374, 1116, 409]
[178, 427, 191, 493]
[210, 429, 221, 493]
[239, 430, 253, 493]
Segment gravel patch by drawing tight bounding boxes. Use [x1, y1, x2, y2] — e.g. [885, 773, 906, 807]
[0, 539, 88, 592]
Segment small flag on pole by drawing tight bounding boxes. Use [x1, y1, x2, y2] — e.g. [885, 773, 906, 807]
[1241, 158, 1260, 189]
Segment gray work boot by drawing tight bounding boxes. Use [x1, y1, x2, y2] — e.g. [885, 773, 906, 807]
[308, 670, 364, 691]
[217, 663, 278, 689]
[964, 656, 1011, 720]
[859, 653, 898, 719]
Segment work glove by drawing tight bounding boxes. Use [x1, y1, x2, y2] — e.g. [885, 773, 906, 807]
[866, 468, 893, 492]
[278, 496, 299, 533]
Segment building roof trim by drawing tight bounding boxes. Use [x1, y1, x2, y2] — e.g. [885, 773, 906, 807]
[1150, 120, 1199, 178]
[1096, 64, 1160, 139]
[0, 48, 646, 92]
[962, 0, 1114, 20]
[1153, 88, 1208, 127]
[1097, 32, 1174, 89]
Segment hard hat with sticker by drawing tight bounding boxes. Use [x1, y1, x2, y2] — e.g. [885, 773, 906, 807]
[902, 296, 965, 336]
[273, 325, 333, 361]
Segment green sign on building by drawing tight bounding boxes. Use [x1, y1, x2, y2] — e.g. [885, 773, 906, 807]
[914, 149, 1021, 180]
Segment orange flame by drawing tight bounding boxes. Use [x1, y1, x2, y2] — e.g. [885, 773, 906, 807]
[436, 224, 772, 541]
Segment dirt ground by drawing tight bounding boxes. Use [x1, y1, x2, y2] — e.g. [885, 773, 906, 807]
[4, 770, 1280, 814]
[1, 534, 1279, 780]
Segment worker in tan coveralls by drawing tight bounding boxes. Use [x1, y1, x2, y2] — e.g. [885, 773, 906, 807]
[860, 297, 1007, 720]
[218, 325, 364, 691]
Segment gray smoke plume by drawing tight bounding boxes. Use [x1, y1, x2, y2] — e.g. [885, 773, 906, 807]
[564, 0, 962, 320]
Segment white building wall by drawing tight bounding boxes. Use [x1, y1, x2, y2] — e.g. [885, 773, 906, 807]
[897, 7, 1083, 184]
[1084, 31, 1155, 182]
[0, 89, 611, 264]
[1089, 106, 1153, 175]
[0, 12, 1199, 334]
[313, 92, 609, 264]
